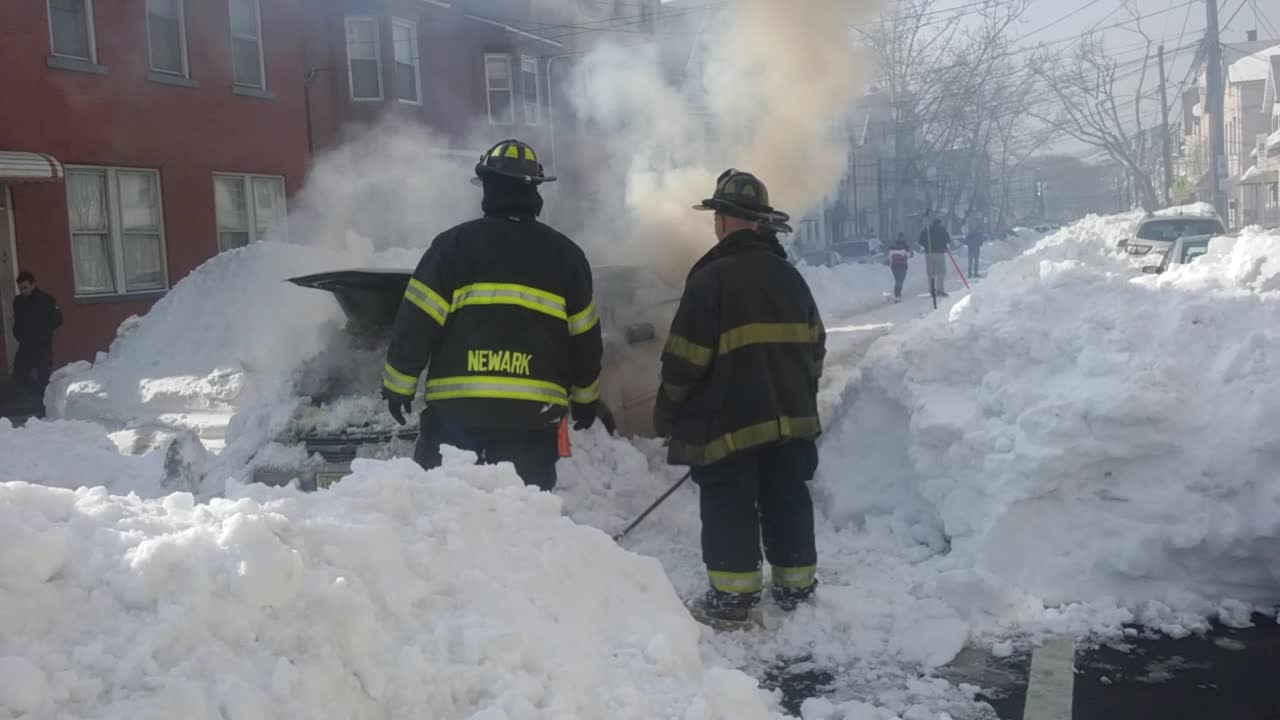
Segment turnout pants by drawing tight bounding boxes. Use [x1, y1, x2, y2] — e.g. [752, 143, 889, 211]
[891, 264, 908, 299]
[926, 253, 947, 293]
[12, 343, 53, 398]
[691, 439, 819, 604]
[413, 407, 560, 491]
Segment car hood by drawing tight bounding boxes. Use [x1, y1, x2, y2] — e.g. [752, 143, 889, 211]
[289, 269, 412, 333]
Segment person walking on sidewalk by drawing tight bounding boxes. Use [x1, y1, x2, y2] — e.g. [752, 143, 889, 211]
[887, 233, 912, 303]
[965, 224, 986, 278]
[919, 217, 952, 297]
[654, 169, 827, 628]
[12, 271, 63, 401]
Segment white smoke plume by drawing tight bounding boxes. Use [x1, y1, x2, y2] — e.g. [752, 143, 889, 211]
[568, 0, 876, 278]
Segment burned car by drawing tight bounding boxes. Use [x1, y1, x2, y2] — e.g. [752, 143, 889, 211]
[249, 266, 679, 490]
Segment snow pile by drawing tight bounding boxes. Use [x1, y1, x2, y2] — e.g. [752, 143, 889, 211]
[0, 452, 785, 720]
[817, 216, 1280, 616]
[0, 419, 165, 496]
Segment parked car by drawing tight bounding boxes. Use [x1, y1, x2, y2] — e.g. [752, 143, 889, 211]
[1118, 213, 1225, 255]
[1139, 234, 1216, 274]
[249, 266, 679, 490]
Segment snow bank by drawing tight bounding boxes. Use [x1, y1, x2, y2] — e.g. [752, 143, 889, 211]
[817, 216, 1280, 617]
[0, 419, 165, 496]
[0, 451, 784, 720]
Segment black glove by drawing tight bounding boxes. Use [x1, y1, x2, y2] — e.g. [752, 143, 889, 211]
[383, 388, 413, 426]
[572, 401, 598, 431]
[652, 403, 672, 439]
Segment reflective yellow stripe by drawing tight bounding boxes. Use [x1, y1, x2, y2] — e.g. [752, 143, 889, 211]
[570, 378, 600, 404]
[382, 363, 418, 396]
[452, 283, 568, 321]
[664, 333, 714, 367]
[405, 278, 449, 326]
[567, 301, 599, 336]
[670, 416, 821, 466]
[708, 570, 763, 594]
[718, 323, 821, 355]
[504, 144, 520, 158]
[772, 565, 817, 589]
[523, 146, 536, 161]
[662, 380, 692, 402]
[424, 375, 568, 406]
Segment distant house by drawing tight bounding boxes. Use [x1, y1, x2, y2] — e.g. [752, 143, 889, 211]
[1181, 35, 1280, 225]
[1239, 54, 1280, 228]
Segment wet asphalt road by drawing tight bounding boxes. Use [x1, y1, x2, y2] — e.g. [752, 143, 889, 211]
[768, 613, 1280, 719]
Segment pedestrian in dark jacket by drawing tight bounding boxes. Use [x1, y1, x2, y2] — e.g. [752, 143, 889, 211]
[888, 233, 912, 302]
[12, 271, 62, 399]
[381, 139, 604, 492]
[919, 217, 952, 296]
[965, 225, 986, 278]
[655, 169, 827, 627]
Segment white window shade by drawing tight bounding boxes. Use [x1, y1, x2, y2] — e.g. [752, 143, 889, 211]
[216, 173, 287, 251]
[66, 166, 169, 296]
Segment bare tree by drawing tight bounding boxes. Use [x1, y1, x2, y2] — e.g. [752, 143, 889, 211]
[1029, 10, 1163, 212]
[863, 0, 1039, 235]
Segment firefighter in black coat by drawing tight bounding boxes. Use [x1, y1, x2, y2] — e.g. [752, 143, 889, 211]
[381, 139, 604, 491]
[655, 169, 827, 625]
[12, 271, 63, 399]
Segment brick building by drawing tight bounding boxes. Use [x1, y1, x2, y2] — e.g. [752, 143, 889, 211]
[0, 0, 308, 368]
[0, 0, 658, 371]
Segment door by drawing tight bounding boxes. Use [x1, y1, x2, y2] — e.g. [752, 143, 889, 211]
[0, 185, 16, 370]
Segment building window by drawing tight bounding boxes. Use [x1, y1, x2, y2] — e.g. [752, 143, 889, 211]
[214, 174, 286, 252]
[146, 0, 188, 76]
[391, 19, 420, 104]
[346, 16, 383, 101]
[48, 0, 96, 61]
[485, 54, 514, 125]
[521, 56, 540, 125]
[66, 167, 168, 296]
[229, 0, 265, 88]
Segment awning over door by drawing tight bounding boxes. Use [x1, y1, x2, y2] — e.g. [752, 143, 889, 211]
[0, 152, 65, 183]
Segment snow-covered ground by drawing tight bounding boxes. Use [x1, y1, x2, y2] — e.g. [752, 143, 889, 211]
[5, 209, 1279, 719]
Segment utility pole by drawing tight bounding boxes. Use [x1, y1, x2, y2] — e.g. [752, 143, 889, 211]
[1205, 0, 1227, 220]
[1157, 44, 1174, 207]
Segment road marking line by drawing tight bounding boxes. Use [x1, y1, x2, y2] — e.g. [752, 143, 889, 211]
[1022, 637, 1076, 720]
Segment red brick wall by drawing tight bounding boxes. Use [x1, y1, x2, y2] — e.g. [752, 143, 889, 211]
[0, 0, 308, 364]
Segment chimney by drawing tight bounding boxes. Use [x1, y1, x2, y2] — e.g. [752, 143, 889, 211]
[1247, 29, 1258, 41]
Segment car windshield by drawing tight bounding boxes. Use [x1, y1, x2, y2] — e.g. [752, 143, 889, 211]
[1135, 218, 1223, 242]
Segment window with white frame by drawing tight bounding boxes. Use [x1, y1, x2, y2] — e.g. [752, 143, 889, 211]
[392, 18, 420, 104]
[229, 0, 265, 88]
[146, 0, 188, 76]
[66, 167, 168, 296]
[521, 56, 540, 125]
[48, 0, 95, 61]
[485, 54, 514, 125]
[214, 174, 286, 252]
[346, 16, 383, 101]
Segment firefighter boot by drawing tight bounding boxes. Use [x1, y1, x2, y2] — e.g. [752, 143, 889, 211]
[772, 578, 818, 612]
[688, 589, 761, 629]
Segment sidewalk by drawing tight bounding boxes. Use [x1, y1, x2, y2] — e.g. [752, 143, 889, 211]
[0, 373, 42, 425]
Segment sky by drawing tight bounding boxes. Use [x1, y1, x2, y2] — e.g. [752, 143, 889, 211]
[658, 0, 1280, 160]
